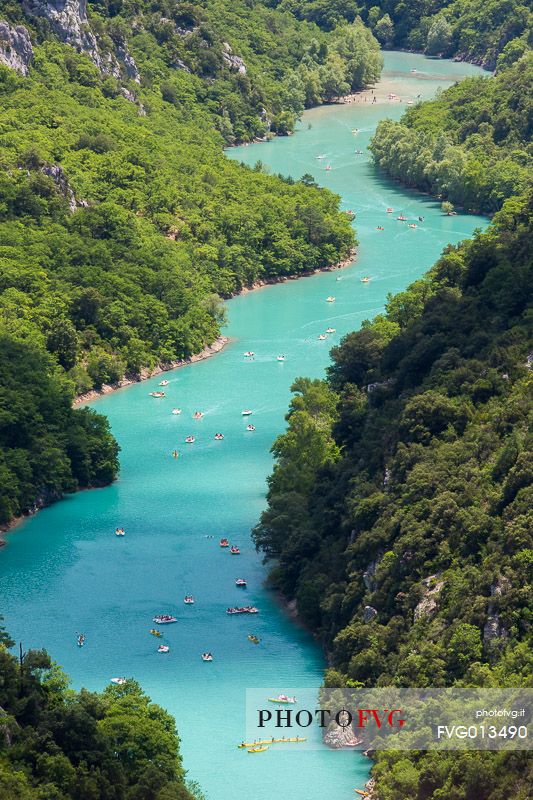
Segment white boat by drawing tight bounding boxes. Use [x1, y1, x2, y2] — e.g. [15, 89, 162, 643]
[326, 327, 336, 334]
[277, 355, 285, 361]
[110, 677, 127, 685]
[315, 155, 325, 159]
[159, 380, 169, 386]
[242, 410, 253, 416]
[201, 653, 213, 661]
[236, 578, 247, 587]
[153, 615, 178, 624]
[360, 276, 371, 283]
[326, 296, 335, 302]
[149, 391, 165, 398]
[184, 596, 195, 604]
[318, 334, 327, 340]
[185, 436, 195, 443]
[325, 165, 331, 171]
[246, 424, 255, 431]
[171, 408, 182, 415]
[115, 528, 125, 536]
[193, 411, 204, 419]
[244, 351, 254, 357]
[158, 645, 170, 653]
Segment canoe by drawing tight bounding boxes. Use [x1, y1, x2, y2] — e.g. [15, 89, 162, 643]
[248, 746, 268, 752]
[238, 737, 306, 748]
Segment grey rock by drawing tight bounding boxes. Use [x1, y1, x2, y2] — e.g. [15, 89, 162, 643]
[0, 21, 33, 75]
[23, 0, 102, 67]
[41, 163, 85, 212]
[221, 41, 246, 74]
[414, 575, 444, 621]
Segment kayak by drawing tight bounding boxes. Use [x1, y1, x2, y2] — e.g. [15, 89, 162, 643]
[248, 746, 268, 753]
[238, 737, 306, 748]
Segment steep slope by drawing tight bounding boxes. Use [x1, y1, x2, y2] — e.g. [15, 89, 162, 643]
[254, 194, 532, 797]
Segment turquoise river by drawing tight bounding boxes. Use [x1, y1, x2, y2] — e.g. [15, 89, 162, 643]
[1, 52, 488, 799]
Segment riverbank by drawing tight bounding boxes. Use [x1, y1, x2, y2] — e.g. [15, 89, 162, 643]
[73, 336, 230, 406]
[74, 250, 356, 406]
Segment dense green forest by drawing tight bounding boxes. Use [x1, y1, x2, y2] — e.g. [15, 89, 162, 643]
[369, 53, 532, 213]
[0, 620, 201, 800]
[262, 0, 532, 67]
[254, 192, 533, 798]
[0, 0, 374, 524]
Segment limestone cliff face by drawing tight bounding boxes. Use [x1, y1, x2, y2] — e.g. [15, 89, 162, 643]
[0, 21, 33, 75]
[21, 0, 140, 84]
[23, 0, 101, 64]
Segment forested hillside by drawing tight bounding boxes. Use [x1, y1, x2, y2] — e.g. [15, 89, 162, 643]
[0, 0, 377, 524]
[370, 53, 532, 213]
[0, 621, 201, 800]
[254, 193, 532, 798]
[263, 0, 532, 67]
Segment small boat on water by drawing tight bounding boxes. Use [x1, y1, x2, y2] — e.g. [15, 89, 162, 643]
[244, 351, 254, 357]
[268, 694, 297, 704]
[326, 296, 335, 302]
[158, 644, 170, 653]
[110, 677, 127, 685]
[230, 546, 240, 555]
[226, 606, 258, 615]
[326, 327, 336, 334]
[246, 424, 255, 431]
[360, 276, 371, 283]
[171, 408, 182, 415]
[77, 634, 86, 648]
[153, 615, 177, 624]
[325, 165, 331, 171]
[407, 100, 414, 105]
[352, 128, 359, 133]
[242, 410, 253, 416]
[248, 634, 260, 644]
[149, 629, 162, 637]
[355, 149, 363, 154]
[235, 578, 247, 587]
[159, 380, 169, 386]
[386, 208, 394, 213]
[185, 435, 195, 443]
[184, 595, 195, 604]
[172, 450, 179, 459]
[220, 538, 229, 547]
[193, 411, 204, 419]
[149, 391, 165, 398]
[408, 223, 417, 228]
[318, 334, 327, 340]
[376, 226, 384, 231]
[201, 653, 213, 661]
[315, 154, 325, 159]
[277, 355, 285, 361]
[248, 746, 268, 753]
[115, 527, 125, 536]
[397, 214, 407, 221]
[214, 433, 224, 440]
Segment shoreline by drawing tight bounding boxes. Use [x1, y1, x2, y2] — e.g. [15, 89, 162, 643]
[1, 250, 356, 541]
[73, 335, 230, 406]
[74, 248, 356, 406]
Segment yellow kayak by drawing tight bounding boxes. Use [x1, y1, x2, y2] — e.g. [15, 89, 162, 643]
[238, 737, 306, 748]
[248, 746, 268, 753]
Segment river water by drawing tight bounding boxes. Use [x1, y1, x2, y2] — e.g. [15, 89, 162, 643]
[0, 53, 487, 799]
